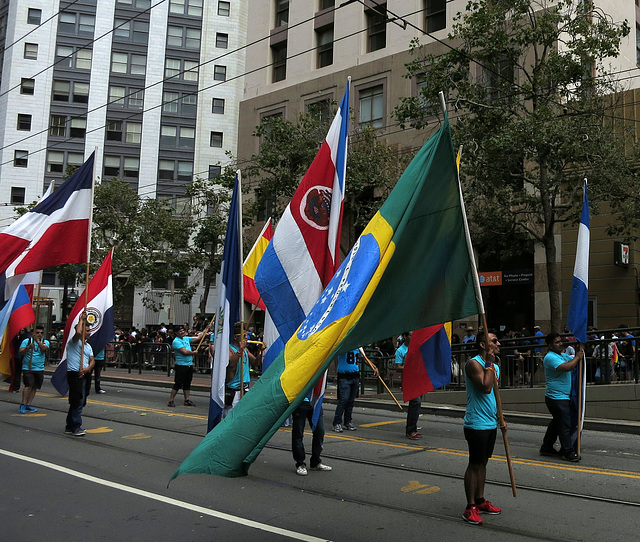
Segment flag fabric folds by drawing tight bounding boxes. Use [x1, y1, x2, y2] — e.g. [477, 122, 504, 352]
[402, 323, 452, 403]
[171, 115, 478, 481]
[0, 153, 94, 299]
[208, 173, 243, 432]
[243, 219, 273, 310]
[0, 286, 35, 378]
[51, 250, 114, 395]
[567, 180, 589, 344]
[254, 84, 349, 345]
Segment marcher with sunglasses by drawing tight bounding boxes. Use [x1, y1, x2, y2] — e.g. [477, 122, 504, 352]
[462, 331, 504, 525]
[18, 325, 49, 413]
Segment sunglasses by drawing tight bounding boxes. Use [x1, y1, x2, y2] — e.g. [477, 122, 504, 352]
[490, 338, 499, 344]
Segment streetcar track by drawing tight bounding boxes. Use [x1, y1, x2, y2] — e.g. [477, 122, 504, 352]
[3, 397, 639, 510]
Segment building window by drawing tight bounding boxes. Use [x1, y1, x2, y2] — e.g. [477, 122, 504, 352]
[216, 32, 228, 49]
[50, 115, 66, 137]
[52, 80, 70, 101]
[170, 0, 203, 16]
[20, 78, 35, 94]
[17, 114, 32, 131]
[208, 165, 221, 179]
[131, 54, 146, 75]
[68, 153, 84, 170]
[125, 122, 142, 144]
[275, 0, 289, 27]
[160, 125, 177, 147]
[14, 150, 28, 168]
[111, 52, 146, 75]
[46, 151, 64, 173]
[168, 26, 201, 49]
[162, 92, 179, 113]
[425, 0, 446, 33]
[167, 26, 183, 47]
[114, 19, 149, 44]
[483, 57, 514, 101]
[317, 25, 333, 68]
[130, 89, 144, 108]
[218, 1, 230, 16]
[179, 127, 195, 149]
[165, 58, 198, 81]
[59, 13, 76, 33]
[73, 82, 89, 103]
[124, 157, 140, 178]
[210, 131, 223, 147]
[214, 65, 227, 81]
[184, 60, 198, 81]
[320, 0, 335, 9]
[212, 98, 225, 114]
[104, 156, 121, 178]
[59, 13, 95, 36]
[272, 42, 287, 82]
[109, 86, 144, 108]
[69, 118, 87, 138]
[24, 42, 38, 59]
[27, 8, 42, 25]
[182, 94, 197, 114]
[177, 161, 193, 181]
[56, 45, 74, 68]
[76, 49, 92, 70]
[11, 187, 26, 204]
[359, 84, 384, 128]
[117, 0, 151, 8]
[79, 14, 95, 35]
[111, 52, 128, 73]
[307, 98, 332, 124]
[186, 28, 201, 49]
[159, 160, 175, 180]
[106, 120, 123, 141]
[366, 3, 386, 52]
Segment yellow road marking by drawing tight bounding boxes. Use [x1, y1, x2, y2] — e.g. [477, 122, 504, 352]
[86, 427, 113, 434]
[17, 389, 640, 481]
[122, 433, 151, 440]
[401, 481, 440, 495]
[12, 413, 47, 417]
[360, 420, 403, 428]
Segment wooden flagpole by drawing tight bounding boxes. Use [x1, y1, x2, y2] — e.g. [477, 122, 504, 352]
[447, 109, 517, 496]
[577, 354, 583, 455]
[237, 171, 246, 399]
[358, 347, 403, 411]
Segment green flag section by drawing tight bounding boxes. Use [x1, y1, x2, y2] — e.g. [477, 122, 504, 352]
[170, 116, 478, 481]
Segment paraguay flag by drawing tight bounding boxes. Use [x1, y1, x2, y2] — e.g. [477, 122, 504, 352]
[0, 153, 94, 300]
[402, 323, 452, 402]
[243, 219, 273, 310]
[567, 180, 589, 344]
[0, 285, 35, 379]
[51, 250, 114, 395]
[208, 173, 243, 432]
[171, 113, 479, 480]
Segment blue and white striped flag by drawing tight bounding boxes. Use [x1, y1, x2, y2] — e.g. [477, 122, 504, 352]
[208, 173, 243, 432]
[567, 180, 589, 343]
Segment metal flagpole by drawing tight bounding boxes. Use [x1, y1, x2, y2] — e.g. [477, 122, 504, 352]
[237, 171, 246, 398]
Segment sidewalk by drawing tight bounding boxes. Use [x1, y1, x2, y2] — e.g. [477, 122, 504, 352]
[44, 364, 640, 435]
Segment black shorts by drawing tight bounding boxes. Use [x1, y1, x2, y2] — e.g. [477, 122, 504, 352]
[23, 370, 44, 389]
[172, 365, 193, 391]
[464, 427, 497, 465]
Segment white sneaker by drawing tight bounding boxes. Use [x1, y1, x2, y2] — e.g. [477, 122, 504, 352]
[333, 424, 343, 433]
[296, 465, 308, 476]
[311, 463, 332, 472]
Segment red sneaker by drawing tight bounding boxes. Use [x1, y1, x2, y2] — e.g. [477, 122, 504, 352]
[406, 432, 423, 440]
[462, 506, 483, 525]
[476, 500, 501, 514]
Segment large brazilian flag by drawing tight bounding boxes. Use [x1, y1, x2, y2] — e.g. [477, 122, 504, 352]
[171, 115, 479, 480]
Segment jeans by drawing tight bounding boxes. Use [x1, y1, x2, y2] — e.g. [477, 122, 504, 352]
[333, 375, 359, 426]
[406, 397, 421, 434]
[542, 396, 573, 453]
[66, 372, 87, 431]
[292, 403, 325, 468]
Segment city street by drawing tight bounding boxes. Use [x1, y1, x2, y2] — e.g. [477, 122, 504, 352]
[1, 378, 639, 541]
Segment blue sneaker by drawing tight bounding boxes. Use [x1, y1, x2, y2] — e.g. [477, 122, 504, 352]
[19, 404, 27, 414]
[26, 405, 38, 412]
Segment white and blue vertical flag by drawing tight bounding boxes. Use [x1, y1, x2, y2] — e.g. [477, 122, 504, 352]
[208, 173, 243, 432]
[255, 80, 350, 426]
[567, 180, 589, 344]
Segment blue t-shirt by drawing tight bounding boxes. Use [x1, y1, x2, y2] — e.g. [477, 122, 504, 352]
[173, 336, 194, 366]
[337, 349, 359, 374]
[463, 355, 500, 430]
[94, 348, 105, 361]
[66, 337, 94, 372]
[544, 350, 572, 400]
[20, 338, 49, 371]
[395, 343, 408, 364]
[227, 344, 250, 389]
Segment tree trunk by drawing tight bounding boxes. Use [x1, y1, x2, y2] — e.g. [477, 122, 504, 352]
[199, 270, 213, 315]
[543, 233, 562, 333]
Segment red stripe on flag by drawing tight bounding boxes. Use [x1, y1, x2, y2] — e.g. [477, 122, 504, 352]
[0, 234, 30, 275]
[243, 277, 265, 310]
[13, 219, 89, 275]
[402, 324, 448, 402]
[288, 142, 338, 283]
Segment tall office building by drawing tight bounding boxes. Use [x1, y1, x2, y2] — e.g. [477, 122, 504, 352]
[0, 0, 247, 328]
[238, 1, 640, 331]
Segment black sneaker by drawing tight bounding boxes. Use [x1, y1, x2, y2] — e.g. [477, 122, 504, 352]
[562, 451, 580, 462]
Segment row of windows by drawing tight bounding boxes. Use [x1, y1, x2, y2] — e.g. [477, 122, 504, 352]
[270, 1, 447, 82]
[56, 46, 92, 70]
[52, 80, 89, 103]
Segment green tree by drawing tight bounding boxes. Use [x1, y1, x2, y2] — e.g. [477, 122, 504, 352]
[91, 179, 193, 310]
[395, 0, 636, 331]
[241, 107, 406, 254]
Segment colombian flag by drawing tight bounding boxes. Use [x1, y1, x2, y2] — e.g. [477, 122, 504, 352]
[171, 115, 479, 480]
[0, 285, 35, 379]
[243, 220, 273, 310]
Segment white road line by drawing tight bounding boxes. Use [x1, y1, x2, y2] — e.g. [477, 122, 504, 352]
[0, 448, 330, 542]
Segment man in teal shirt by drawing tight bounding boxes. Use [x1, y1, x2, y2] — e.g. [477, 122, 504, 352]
[18, 325, 49, 413]
[540, 333, 583, 462]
